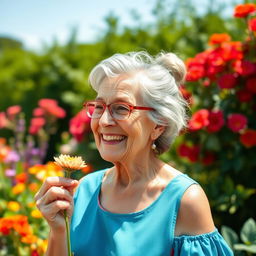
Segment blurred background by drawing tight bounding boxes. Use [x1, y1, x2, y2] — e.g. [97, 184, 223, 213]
[1, 0, 256, 255]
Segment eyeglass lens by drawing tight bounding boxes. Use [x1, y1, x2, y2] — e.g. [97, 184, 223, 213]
[86, 102, 130, 120]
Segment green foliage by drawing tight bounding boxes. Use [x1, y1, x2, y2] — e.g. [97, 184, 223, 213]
[222, 218, 256, 255]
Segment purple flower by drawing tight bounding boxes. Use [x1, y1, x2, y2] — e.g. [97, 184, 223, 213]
[5, 168, 16, 177]
[4, 150, 20, 163]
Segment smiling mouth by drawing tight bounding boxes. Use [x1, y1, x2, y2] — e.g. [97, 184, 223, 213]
[101, 134, 126, 142]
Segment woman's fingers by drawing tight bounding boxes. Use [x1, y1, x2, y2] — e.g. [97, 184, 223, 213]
[34, 176, 78, 230]
[41, 200, 72, 221]
[36, 186, 72, 210]
[34, 176, 78, 200]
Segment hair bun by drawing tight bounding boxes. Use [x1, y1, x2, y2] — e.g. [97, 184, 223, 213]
[156, 52, 186, 85]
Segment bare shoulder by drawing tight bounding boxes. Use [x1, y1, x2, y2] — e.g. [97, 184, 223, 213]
[175, 184, 215, 236]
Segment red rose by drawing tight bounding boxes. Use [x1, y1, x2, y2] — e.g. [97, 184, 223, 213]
[246, 77, 256, 93]
[202, 152, 216, 166]
[240, 129, 256, 147]
[239, 60, 256, 76]
[236, 89, 253, 102]
[249, 18, 256, 31]
[227, 114, 247, 133]
[234, 3, 256, 18]
[207, 110, 225, 133]
[188, 109, 210, 131]
[217, 73, 237, 89]
[177, 144, 200, 163]
[69, 109, 91, 142]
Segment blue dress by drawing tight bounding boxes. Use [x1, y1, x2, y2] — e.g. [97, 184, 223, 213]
[71, 169, 233, 255]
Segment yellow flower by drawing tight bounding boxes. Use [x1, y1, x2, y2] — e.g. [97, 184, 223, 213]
[12, 183, 25, 194]
[7, 201, 21, 212]
[31, 209, 43, 218]
[54, 154, 87, 172]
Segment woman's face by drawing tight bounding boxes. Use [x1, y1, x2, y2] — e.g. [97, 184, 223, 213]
[90, 75, 158, 164]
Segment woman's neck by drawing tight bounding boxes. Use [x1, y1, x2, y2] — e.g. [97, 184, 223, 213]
[110, 156, 165, 188]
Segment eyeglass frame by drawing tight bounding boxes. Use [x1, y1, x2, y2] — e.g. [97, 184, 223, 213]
[83, 100, 155, 120]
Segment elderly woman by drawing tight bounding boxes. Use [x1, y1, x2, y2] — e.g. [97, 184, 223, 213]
[35, 51, 233, 255]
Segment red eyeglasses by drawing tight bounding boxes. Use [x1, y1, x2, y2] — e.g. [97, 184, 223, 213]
[84, 101, 155, 120]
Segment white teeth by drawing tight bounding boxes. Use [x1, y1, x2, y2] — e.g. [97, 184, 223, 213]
[102, 135, 125, 141]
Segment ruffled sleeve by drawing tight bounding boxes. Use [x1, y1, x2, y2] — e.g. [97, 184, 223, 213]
[172, 229, 234, 256]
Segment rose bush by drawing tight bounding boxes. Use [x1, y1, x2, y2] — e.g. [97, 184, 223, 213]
[174, 3, 256, 234]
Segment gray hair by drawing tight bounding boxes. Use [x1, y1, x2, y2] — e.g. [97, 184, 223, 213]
[89, 51, 188, 154]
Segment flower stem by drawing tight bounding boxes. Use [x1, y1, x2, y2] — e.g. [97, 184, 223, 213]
[64, 170, 72, 256]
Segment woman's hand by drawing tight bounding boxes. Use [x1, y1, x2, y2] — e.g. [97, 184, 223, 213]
[34, 177, 78, 233]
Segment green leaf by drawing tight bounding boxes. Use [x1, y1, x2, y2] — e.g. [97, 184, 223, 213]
[221, 226, 239, 248]
[240, 218, 256, 244]
[234, 244, 256, 253]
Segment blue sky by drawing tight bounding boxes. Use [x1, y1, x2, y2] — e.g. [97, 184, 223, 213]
[0, 0, 241, 51]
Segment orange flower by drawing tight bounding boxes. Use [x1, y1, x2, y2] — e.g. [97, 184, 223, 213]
[209, 33, 231, 45]
[54, 154, 87, 172]
[81, 164, 93, 174]
[29, 182, 39, 192]
[12, 183, 25, 194]
[21, 234, 38, 244]
[0, 215, 32, 237]
[29, 162, 63, 181]
[15, 172, 28, 183]
[234, 3, 256, 18]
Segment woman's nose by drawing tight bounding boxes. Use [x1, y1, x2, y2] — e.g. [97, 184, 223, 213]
[99, 107, 116, 126]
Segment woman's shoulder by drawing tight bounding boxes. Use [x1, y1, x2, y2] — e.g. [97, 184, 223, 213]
[175, 182, 215, 236]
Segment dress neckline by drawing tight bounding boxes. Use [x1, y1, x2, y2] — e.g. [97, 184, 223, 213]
[97, 170, 186, 217]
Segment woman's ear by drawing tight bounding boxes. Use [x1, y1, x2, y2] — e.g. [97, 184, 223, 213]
[151, 125, 165, 140]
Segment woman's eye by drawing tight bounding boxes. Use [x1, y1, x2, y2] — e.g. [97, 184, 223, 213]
[95, 104, 104, 109]
[115, 105, 129, 113]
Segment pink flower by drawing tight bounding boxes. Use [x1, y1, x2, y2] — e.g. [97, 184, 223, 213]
[69, 109, 91, 142]
[7, 105, 21, 118]
[31, 117, 45, 127]
[33, 108, 45, 117]
[46, 105, 66, 118]
[38, 98, 66, 118]
[227, 113, 247, 133]
[207, 110, 225, 133]
[29, 117, 45, 135]
[0, 112, 8, 128]
[38, 99, 58, 108]
[188, 109, 210, 131]
[217, 74, 237, 89]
